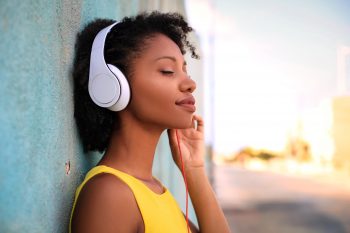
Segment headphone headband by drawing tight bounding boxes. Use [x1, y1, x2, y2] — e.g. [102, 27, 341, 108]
[89, 22, 118, 80]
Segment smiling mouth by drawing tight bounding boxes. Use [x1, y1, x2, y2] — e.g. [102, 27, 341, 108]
[176, 103, 196, 112]
[175, 96, 196, 112]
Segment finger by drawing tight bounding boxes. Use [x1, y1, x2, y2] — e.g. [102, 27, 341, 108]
[167, 129, 181, 163]
[193, 114, 204, 132]
[167, 129, 180, 152]
[167, 129, 177, 143]
[191, 116, 196, 129]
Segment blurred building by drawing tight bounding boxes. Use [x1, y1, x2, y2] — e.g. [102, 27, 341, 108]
[298, 45, 350, 174]
[333, 45, 350, 173]
[332, 96, 350, 173]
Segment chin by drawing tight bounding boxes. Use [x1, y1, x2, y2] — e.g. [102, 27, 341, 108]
[156, 113, 194, 129]
[172, 117, 193, 129]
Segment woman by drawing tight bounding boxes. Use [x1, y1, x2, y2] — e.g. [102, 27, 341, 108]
[70, 11, 230, 233]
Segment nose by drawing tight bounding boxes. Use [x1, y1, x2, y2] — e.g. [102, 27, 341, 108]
[180, 75, 196, 93]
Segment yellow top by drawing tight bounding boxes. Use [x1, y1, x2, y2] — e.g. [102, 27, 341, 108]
[69, 165, 190, 233]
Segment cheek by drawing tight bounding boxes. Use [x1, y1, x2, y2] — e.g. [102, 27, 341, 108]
[131, 81, 173, 114]
[130, 84, 192, 128]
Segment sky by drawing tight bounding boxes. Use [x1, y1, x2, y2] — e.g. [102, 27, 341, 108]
[185, 0, 350, 155]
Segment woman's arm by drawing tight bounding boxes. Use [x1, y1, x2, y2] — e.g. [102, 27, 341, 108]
[186, 166, 230, 233]
[168, 115, 231, 233]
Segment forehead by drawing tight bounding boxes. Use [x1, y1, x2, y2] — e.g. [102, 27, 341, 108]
[140, 34, 184, 61]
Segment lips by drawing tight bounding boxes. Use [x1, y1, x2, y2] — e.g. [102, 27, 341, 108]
[175, 96, 196, 112]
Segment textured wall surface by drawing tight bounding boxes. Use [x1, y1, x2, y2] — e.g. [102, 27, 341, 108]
[0, 0, 202, 232]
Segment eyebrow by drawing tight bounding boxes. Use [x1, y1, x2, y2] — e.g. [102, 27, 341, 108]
[154, 56, 187, 66]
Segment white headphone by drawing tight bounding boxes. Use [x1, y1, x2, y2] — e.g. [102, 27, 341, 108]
[88, 22, 130, 111]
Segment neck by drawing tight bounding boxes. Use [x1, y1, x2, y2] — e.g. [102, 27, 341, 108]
[98, 112, 164, 180]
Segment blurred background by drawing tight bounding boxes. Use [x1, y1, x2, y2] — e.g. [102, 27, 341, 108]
[187, 0, 350, 175]
[185, 0, 350, 232]
[0, 0, 349, 232]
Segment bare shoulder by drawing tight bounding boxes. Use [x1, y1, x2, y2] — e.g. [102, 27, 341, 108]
[71, 173, 143, 233]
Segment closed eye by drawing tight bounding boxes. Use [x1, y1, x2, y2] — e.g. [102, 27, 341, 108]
[160, 70, 174, 76]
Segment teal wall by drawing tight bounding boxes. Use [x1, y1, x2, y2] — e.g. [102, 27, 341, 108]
[0, 0, 200, 232]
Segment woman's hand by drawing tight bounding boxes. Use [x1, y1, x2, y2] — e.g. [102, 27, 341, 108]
[168, 115, 231, 233]
[167, 114, 205, 172]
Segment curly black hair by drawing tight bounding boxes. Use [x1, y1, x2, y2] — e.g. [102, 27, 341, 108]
[73, 11, 199, 153]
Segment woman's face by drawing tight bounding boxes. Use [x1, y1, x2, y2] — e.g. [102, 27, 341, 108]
[127, 33, 196, 129]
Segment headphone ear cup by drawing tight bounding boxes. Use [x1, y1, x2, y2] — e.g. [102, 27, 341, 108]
[106, 64, 130, 111]
[88, 71, 120, 108]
